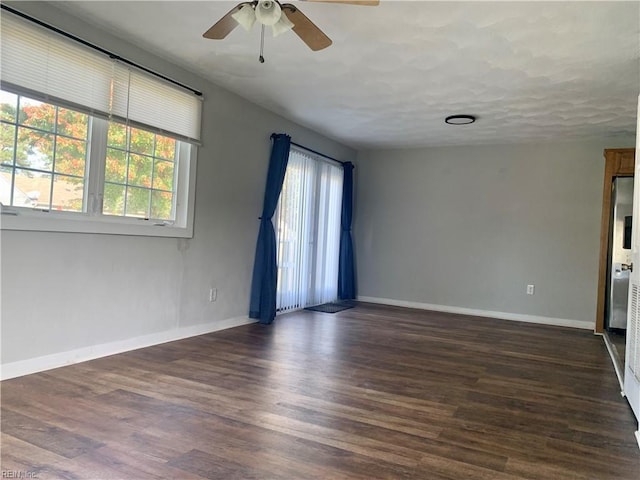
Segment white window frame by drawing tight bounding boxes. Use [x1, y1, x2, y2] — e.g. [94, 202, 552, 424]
[1, 105, 197, 238]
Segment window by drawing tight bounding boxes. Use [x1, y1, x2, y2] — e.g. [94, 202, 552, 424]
[1, 92, 89, 212]
[0, 90, 194, 236]
[274, 148, 344, 312]
[0, 11, 201, 237]
[104, 123, 177, 220]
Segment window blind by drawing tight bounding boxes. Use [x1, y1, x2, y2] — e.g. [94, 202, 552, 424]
[0, 12, 202, 143]
[275, 148, 343, 312]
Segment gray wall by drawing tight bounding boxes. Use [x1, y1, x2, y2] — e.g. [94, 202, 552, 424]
[355, 139, 635, 324]
[0, 2, 356, 365]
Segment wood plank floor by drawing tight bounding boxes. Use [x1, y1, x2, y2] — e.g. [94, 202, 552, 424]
[2, 303, 639, 479]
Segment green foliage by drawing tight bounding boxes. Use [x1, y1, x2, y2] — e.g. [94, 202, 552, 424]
[1, 100, 16, 123]
[105, 149, 127, 183]
[130, 128, 154, 155]
[126, 186, 150, 217]
[155, 136, 176, 160]
[128, 153, 152, 188]
[107, 122, 127, 148]
[57, 107, 88, 139]
[1, 123, 15, 166]
[103, 183, 125, 216]
[153, 160, 174, 191]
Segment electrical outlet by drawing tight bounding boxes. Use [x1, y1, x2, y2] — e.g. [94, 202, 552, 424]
[526, 284, 535, 295]
[209, 287, 217, 302]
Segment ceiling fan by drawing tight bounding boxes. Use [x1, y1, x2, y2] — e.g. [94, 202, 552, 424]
[203, 0, 379, 52]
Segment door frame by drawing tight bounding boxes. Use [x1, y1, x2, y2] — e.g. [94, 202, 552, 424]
[595, 148, 636, 333]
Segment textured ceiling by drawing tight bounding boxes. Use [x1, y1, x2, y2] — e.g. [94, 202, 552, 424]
[52, 1, 639, 149]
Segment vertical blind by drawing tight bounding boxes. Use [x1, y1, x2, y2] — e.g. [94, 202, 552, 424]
[274, 148, 343, 312]
[0, 11, 202, 143]
[312, 161, 344, 305]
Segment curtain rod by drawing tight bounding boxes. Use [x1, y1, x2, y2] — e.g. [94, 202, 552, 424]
[290, 141, 351, 167]
[1, 4, 203, 97]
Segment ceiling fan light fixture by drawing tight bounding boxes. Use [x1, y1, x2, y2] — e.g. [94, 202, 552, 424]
[256, 0, 282, 27]
[271, 13, 294, 37]
[231, 4, 256, 31]
[255, 0, 282, 26]
[445, 114, 476, 125]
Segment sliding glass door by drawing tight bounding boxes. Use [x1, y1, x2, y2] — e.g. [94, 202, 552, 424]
[274, 148, 343, 313]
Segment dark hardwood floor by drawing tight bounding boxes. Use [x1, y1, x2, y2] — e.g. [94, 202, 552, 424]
[2, 303, 639, 479]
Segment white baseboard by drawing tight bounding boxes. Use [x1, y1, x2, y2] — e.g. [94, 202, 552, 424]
[0, 316, 256, 381]
[357, 296, 594, 330]
[602, 332, 625, 391]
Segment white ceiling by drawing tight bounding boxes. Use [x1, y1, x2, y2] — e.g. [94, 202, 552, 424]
[53, 1, 639, 149]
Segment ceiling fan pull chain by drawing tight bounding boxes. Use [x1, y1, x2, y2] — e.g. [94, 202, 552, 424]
[259, 24, 265, 63]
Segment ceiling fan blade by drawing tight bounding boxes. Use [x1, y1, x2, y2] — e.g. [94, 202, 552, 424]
[203, 4, 243, 39]
[303, 0, 380, 5]
[282, 5, 332, 51]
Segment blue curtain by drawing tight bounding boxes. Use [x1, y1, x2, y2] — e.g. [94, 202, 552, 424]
[249, 133, 291, 324]
[338, 161, 356, 299]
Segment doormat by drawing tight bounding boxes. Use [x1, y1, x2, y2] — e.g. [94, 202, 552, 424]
[305, 300, 357, 314]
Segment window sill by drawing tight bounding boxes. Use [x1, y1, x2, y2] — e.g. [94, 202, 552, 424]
[0, 207, 194, 238]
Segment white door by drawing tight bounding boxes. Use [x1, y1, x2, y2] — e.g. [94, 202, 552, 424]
[623, 94, 640, 445]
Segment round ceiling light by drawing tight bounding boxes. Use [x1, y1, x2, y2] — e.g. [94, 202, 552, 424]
[445, 115, 476, 125]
